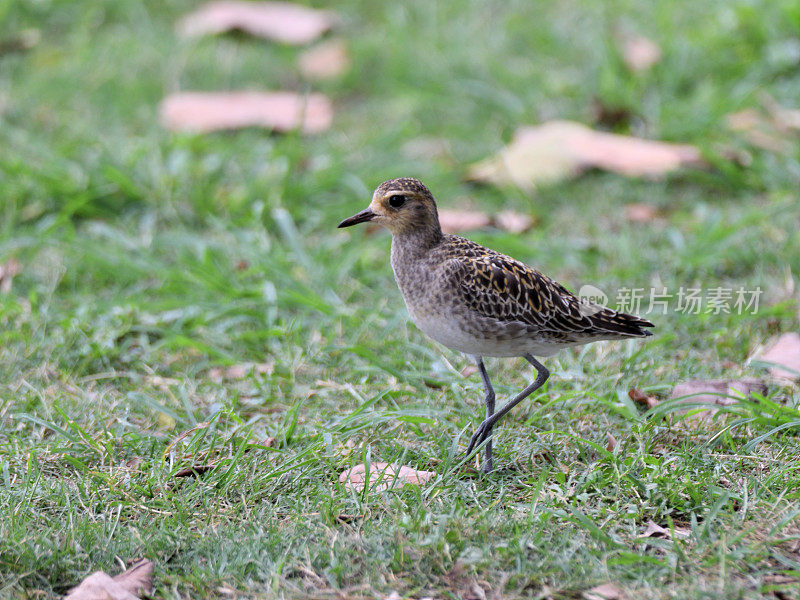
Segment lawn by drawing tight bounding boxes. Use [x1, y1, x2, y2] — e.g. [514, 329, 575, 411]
[2, 0, 800, 598]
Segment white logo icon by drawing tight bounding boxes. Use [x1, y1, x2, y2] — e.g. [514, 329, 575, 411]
[577, 284, 608, 316]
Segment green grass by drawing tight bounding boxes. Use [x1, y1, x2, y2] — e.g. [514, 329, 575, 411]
[2, 0, 800, 598]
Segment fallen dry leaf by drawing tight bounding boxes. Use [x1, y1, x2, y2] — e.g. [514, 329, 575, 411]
[438, 209, 533, 234]
[620, 34, 662, 72]
[670, 378, 767, 426]
[467, 120, 704, 191]
[583, 582, 623, 600]
[65, 559, 154, 600]
[298, 38, 350, 80]
[726, 95, 800, 153]
[208, 362, 274, 381]
[624, 202, 659, 223]
[629, 387, 659, 409]
[461, 364, 479, 378]
[159, 91, 332, 134]
[671, 378, 767, 406]
[339, 462, 435, 492]
[640, 519, 690, 540]
[495, 210, 534, 234]
[177, 1, 335, 45]
[0, 258, 22, 293]
[438, 209, 490, 233]
[605, 432, 618, 452]
[173, 464, 215, 478]
[757, 333, 800, 381]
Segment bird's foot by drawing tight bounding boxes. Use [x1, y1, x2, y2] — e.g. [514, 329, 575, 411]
[465, 419, 493, 459]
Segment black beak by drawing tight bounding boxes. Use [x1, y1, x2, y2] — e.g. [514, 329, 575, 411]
[337, 208, 376, 228]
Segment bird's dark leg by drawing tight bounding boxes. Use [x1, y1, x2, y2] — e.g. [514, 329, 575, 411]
[465, 354, 549, 469]
[474, 357, 495, 473]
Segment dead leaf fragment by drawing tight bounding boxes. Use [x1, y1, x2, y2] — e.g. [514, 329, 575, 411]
[208, 362, 275, 382]
[624, 202, 659, 223]
[173, 464, 215, 478]
[583, 582, 623, 600]
[159, 91, 332, 134]
[0, 258, 22, 293]
[461, 365, 478, 378]
[438, 210, 490, 234]
[177, 1, 335, 45]
[671, 378, 767, 406]
[640, 519, 690, 540]
[621, 35, 662, 72]
[495, 210, 534, 234]
[65, 559, 154, 600]
[467, 120, 704, 191]
[438, 209, 533, 234]
[605, 432, 618, 452]
[757, 333, 800, 381]
[298, 38, 350, 80]
[339, 462, 435, 492]
[629, 387, 659, 409]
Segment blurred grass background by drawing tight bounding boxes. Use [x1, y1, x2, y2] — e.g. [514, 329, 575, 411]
[1, 0, 800, 598]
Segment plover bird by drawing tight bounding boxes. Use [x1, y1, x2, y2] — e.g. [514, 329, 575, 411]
[339, 178, 654, 473]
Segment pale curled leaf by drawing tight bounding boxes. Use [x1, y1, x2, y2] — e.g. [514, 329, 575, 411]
[177, 1, 335, 45]
[339, 462, 435, 492]
[671, 378, 767, 406]
[0, 258, 22, 293]
[624, 202, 659, 223]
[628, 387, 659, 409]
[438, 210, 490, 234]
[670, 378, 767, 426]
[438, 209, 533, 234]
[208, 362, 275, 381]
[468, 120, 704, 190]
[757, 333, 800, 381]
[640, 519, 690, 540]
[65, 559, 154, 600]
[583, 582, 623, 600]
[298, 38, 350, 80]
[620, 34, 662, 72]
[159, 92, 332, 134]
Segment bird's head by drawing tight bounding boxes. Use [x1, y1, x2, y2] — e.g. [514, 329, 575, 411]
[338, 178, 441, 236]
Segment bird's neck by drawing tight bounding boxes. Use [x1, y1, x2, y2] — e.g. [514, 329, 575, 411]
[390, 225, 444, 262]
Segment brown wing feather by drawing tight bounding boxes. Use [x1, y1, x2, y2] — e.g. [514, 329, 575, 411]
[441, 236, 654, 340]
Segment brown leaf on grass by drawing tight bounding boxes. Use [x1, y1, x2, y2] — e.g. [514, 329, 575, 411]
[339, 462, 435, 492]
[605, 433, 618, 452]
[65, 559, 154, 600]
[726, 109, 793, 153]
[624, 202, 659, 223]
[177, 1, 336, 45]
[438, 210, 490, 233]
[438, 209, 533, 234]
[640, 519, 690, 540]
[173, 464, 215, 478]
[671, 378, 767, 406]
[208, 362, 274, 382]
[461, 364, 479, 378]
[620, 34, 662, 72]
[628, 387, 659, 409]
[467, 121, 704, 191]
[159, 91, 333, 134]
[757, 333, 800, 381]
[0, 258, 22, 293]
[495, 210, 534, 234]
[671, 378, 767, 425]
[583, 582, 623, 600]
[298, 38, 350, 80]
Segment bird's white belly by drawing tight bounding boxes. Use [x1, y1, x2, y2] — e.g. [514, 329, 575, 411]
[407, 309, 561, 358]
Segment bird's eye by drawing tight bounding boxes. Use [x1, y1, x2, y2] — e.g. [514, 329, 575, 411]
[388, 194, 407, 208]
